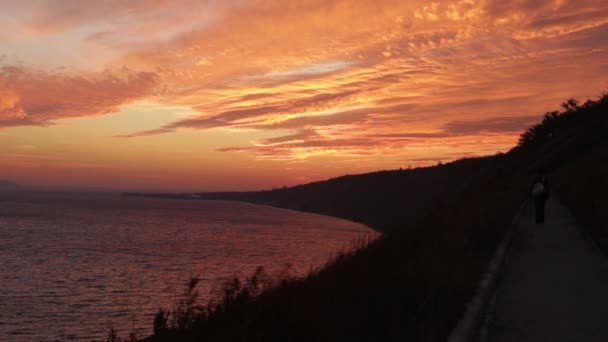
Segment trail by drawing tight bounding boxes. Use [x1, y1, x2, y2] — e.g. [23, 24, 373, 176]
[486, 197, 608, 341]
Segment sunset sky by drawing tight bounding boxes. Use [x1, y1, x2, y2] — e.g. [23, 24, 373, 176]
[1, 0, 607, 191]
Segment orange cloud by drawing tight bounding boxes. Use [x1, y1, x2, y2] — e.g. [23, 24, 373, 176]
[0, 66, 158, 127]
[213, 114, 538, 161]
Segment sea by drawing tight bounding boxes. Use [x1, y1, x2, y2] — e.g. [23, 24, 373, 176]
[0, 191, 374, 341]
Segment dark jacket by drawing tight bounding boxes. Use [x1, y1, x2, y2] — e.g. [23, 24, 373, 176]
[532, 176, 550, 200]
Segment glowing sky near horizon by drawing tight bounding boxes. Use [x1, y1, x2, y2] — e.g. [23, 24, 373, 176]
[1, 0, 607, 191]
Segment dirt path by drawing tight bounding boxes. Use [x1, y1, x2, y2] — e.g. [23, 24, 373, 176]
[485, 197, 608, 341]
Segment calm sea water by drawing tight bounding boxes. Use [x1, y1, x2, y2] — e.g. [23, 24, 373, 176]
[0, 191, 374, 342]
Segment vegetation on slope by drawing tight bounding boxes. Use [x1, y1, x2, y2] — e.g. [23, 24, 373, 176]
[123, 93, 607, 342]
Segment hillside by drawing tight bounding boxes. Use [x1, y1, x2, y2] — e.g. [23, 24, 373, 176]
[190, 156, 506, 233]
[127, 94, 608, 342]
[129, 151, 523, 235]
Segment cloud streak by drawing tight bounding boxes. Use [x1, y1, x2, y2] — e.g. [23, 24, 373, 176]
[0, 66, 159, 127]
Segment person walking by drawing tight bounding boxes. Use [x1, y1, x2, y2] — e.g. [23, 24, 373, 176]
[532, 173, 550, 224]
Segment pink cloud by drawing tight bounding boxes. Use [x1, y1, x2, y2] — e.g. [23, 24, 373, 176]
[0, 66, 159, 127]
[213, 114, 540, 160]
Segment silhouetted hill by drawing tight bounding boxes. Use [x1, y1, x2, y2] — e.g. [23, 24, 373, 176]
[125, 93, 608, 342]
[128, 153, 521, 234]
[0, 180, 18, 190]
[190, 157, 505, 233]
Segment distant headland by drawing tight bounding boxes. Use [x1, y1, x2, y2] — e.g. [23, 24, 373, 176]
[0, 180, 18, 189]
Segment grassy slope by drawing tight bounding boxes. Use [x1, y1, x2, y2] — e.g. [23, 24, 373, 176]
[137, 94, 607, 342]
[553, 144, 608, 254]
[553, 139, 608, 252]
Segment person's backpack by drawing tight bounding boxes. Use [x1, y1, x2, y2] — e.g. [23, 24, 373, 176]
[532, 181, 546, 198]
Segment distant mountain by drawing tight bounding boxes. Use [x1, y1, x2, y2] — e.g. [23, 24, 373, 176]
[0, 180, 18, 189]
